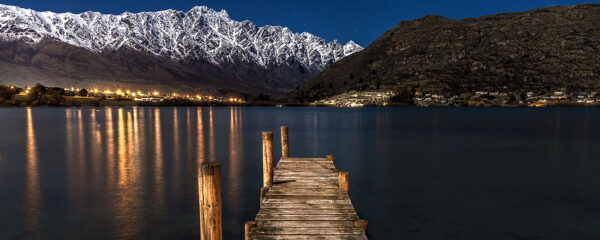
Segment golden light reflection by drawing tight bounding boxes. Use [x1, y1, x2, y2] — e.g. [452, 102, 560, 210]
[112, 108, 140, 238]
[186, 108, 193, 166]
[173, 108, 181, 192]
[227, 107, 243, 219]
[65, 109, 75, 181]
[24, 108, 41, 235]
[117, 109, 127, 185]
[77, 109, 86, 179]
[208, 107, 215, 162]
[90, 109, 102, 183]
[135, 107, 145, 160]
[105, 108, 115, 183]
[127, 111, 134, 163]
[153, 108, 165, 216]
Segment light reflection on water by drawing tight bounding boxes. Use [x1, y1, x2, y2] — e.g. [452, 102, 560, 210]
[24, 108, 41, 239]
[1, 107, 600, 239]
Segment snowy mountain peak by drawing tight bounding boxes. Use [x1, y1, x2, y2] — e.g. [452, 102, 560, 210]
[0, 4, 362, 70]
[343, 40, 363, 56]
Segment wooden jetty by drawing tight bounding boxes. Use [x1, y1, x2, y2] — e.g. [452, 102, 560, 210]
[245, 126, 368, 240]
[197, 126, 367, 240]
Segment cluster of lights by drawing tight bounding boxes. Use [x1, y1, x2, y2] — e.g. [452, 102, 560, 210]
[12, 85, 243, 102]
[89, 88, 156, 97]
[84, 87, 229, 101]
[228, 97, 242, 102]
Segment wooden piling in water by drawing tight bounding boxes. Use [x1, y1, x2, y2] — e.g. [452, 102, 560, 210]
[262, 131, 274, 188]
[339, 171, 349, 192]
[198, 162, 222, 240]
[281, 126, 289, 158]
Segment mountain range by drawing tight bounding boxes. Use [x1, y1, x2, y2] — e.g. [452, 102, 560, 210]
[0, 4, 362, 97]
[289, 4, 600, 101]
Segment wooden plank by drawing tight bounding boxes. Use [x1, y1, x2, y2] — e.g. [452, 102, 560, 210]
[276, 173, 338, 181]
[250, 227, 364, 235]
[249, 234, 367, 240]
[257, 208, 357, 215]
[267, 188, 347, 195]
[256, 220, 355, 228]
[260, 203, 355, 210]
[273, 180, 338, 185]
[278, 160, 333, 164]
[275, 171, 337, 175]
[274, 168, 337, 172]
[255, 214, 358, 221]
[271, 183, 339, 189]
[277, 162, 335, 166]
[277, 161, 334, 165]
[272, 183, 338, 187]
[274, 174, 338, 178]
[264, 195, 349, 201]
[281, 158, 329, 161]
[262, 200, 352, 207]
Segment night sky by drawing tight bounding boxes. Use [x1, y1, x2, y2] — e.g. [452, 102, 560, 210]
[1, 0, 598, 46]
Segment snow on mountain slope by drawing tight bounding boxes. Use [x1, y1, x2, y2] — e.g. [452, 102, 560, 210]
[0, 4, 363, 70]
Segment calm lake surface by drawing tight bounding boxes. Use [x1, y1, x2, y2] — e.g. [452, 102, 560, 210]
[0, 107, 599, 239]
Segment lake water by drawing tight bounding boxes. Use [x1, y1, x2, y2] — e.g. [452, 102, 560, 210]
[0, 107, 599, 239]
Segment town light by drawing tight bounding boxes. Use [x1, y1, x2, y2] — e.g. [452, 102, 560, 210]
[153, 91, 160, 96]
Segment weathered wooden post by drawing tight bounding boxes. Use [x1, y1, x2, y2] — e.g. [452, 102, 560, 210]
[244, 221, 256, 240]
[280, 126, 289, 158]
[326, 154, 335, 162]
[355, 219, 369, 235]
[261, 131, 274, 202]
[338, 171, 349, 192]
[198, 162, 222, 240]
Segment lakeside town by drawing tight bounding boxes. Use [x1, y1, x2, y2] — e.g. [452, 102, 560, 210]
[314, 90, 600, 107]
[3, 83, 600, 107]
[0, 84, 247, 107]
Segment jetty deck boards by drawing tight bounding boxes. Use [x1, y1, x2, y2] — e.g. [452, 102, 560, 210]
[247, 157, 367, 240]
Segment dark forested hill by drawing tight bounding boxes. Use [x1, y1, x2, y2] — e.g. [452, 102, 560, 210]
[289, 4, 600, 101]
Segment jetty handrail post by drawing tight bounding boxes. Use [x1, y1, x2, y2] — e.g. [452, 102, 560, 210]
[261, 131, 274, 201]
[198, 162, 223, 240]
[338, 171, 349, 192]
[244, 221, 256, 240]
[280, 126, 289, 158]
[355, 219, 369, 235]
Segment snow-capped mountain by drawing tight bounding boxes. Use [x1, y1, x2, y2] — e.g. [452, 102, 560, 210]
[0, 4, 362, 72]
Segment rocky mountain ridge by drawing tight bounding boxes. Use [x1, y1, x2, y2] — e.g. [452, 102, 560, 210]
[0, 4, 362, 96]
